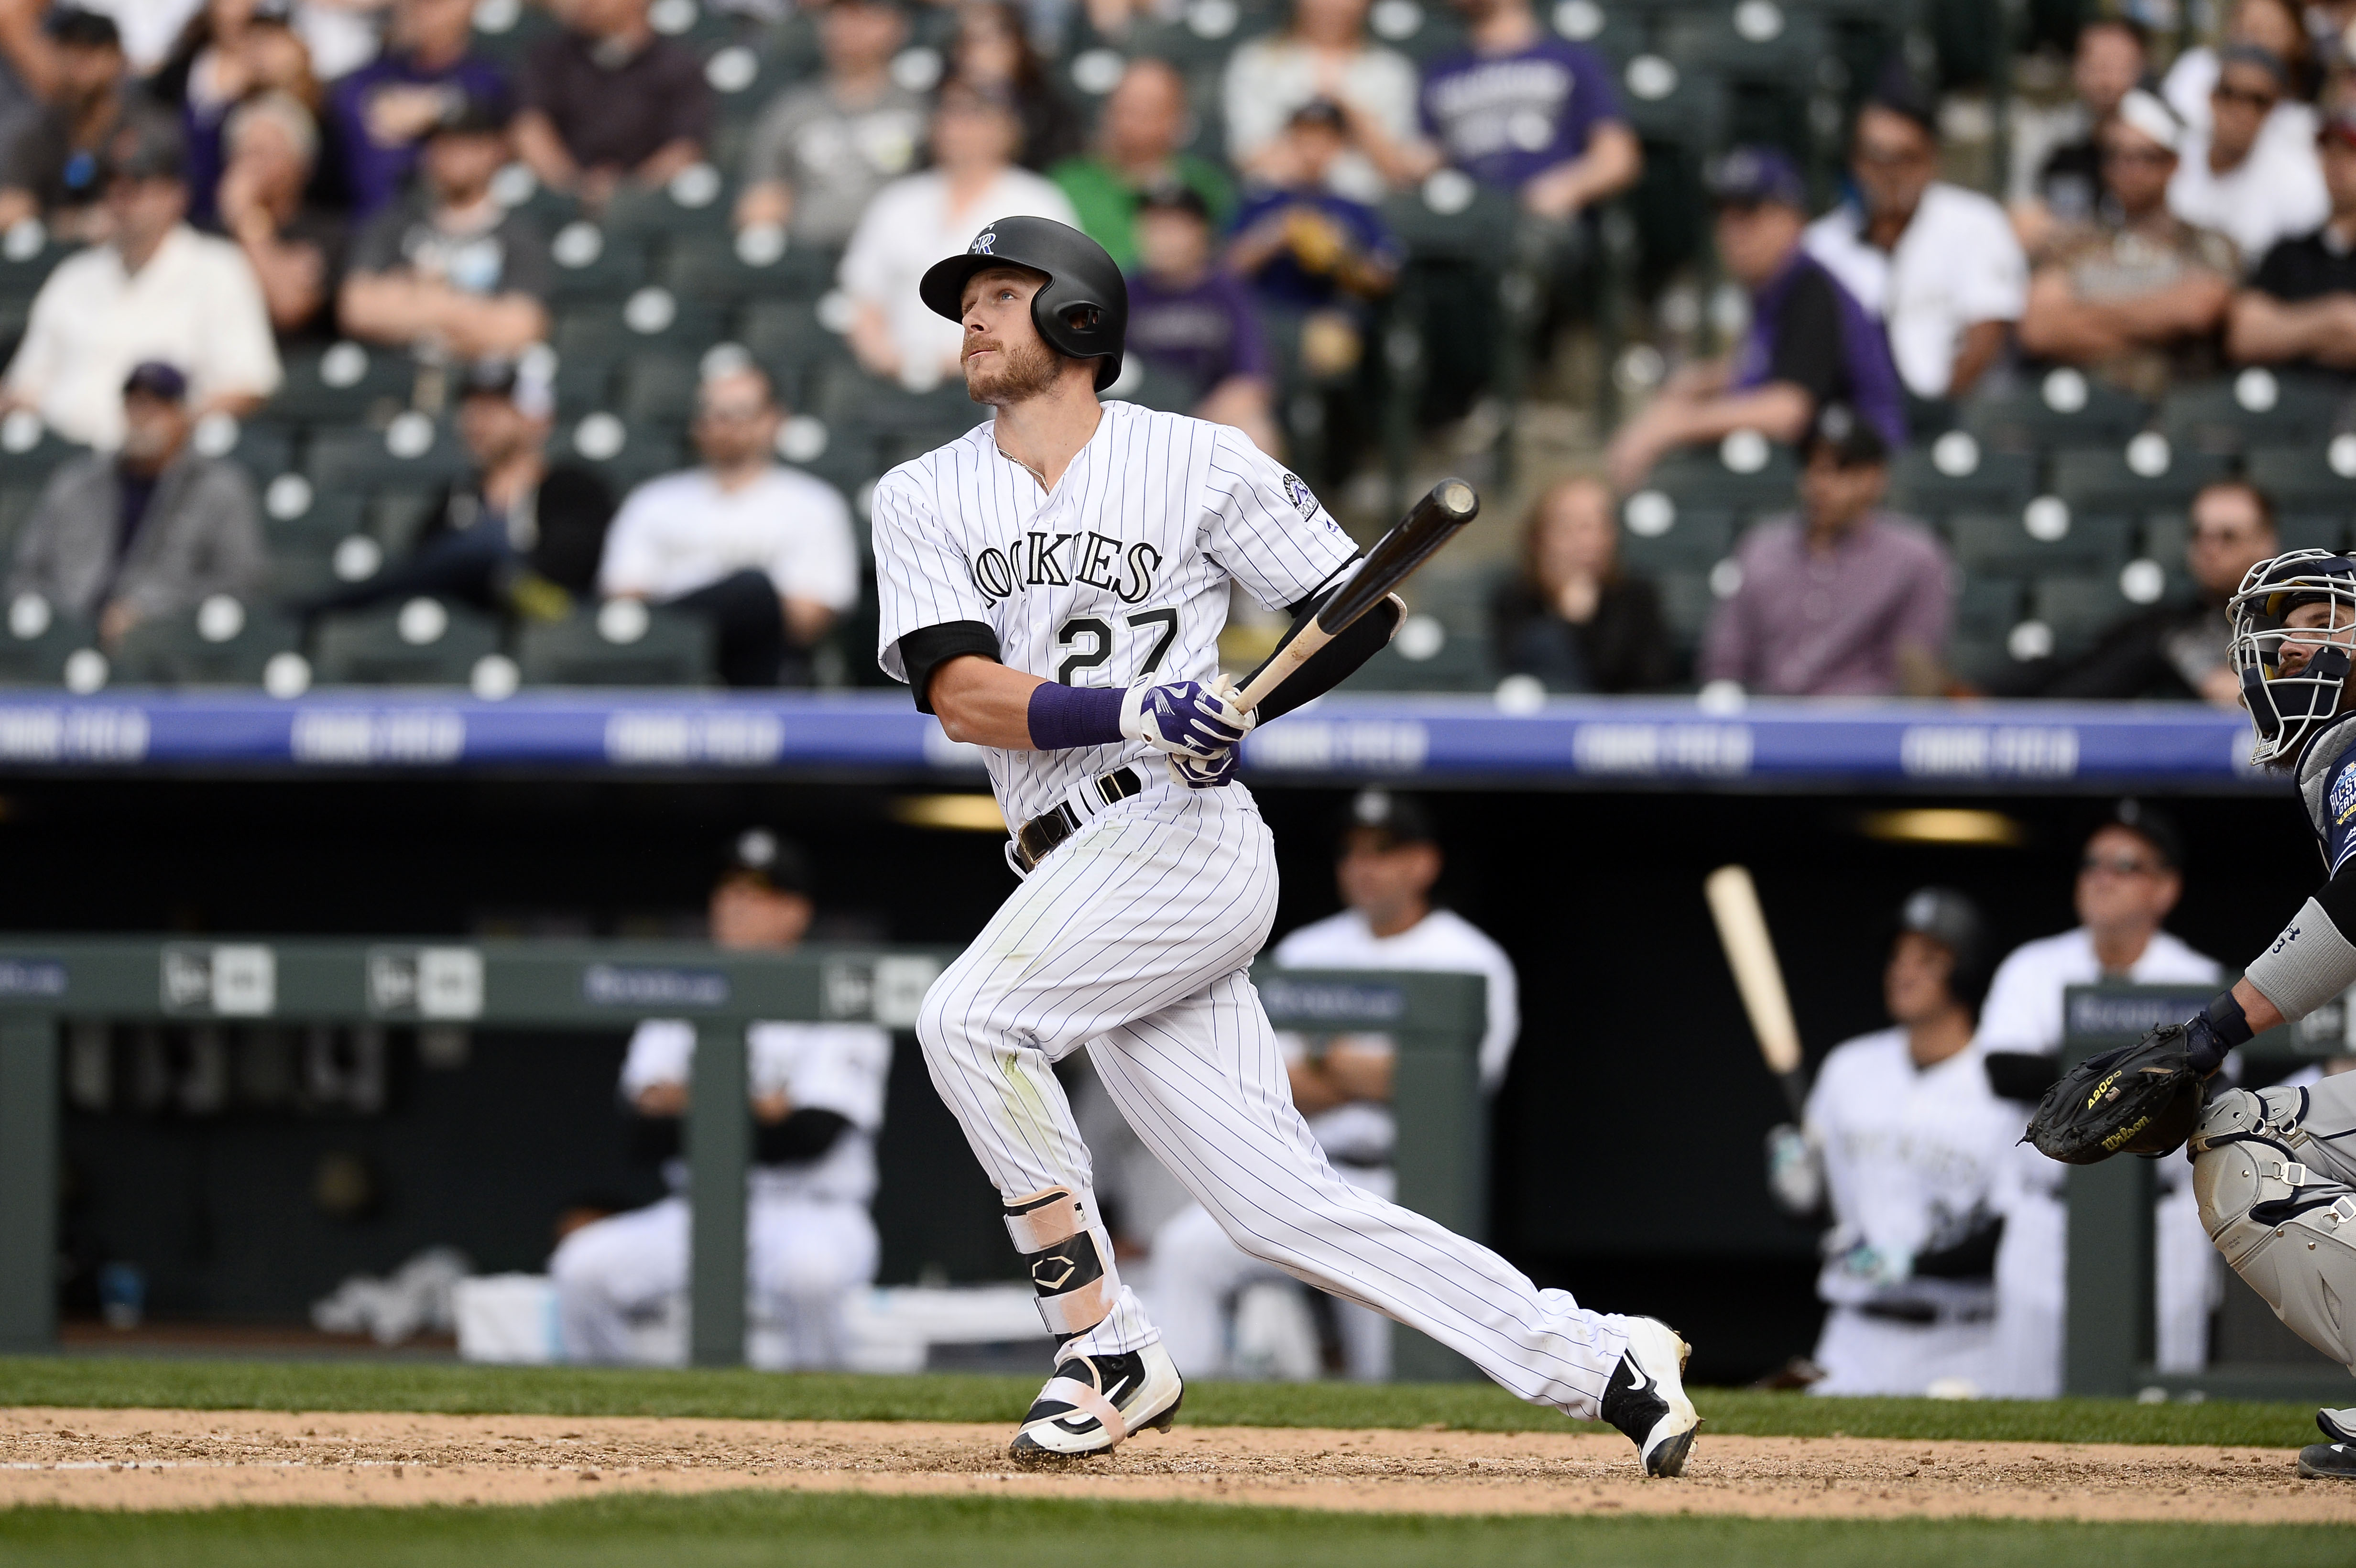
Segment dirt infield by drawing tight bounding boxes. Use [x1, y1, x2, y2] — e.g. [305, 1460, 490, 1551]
[3, 1406, 2351, 1522]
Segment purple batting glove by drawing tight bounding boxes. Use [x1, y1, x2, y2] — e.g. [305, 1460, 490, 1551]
[1119, 679, 1255, 761]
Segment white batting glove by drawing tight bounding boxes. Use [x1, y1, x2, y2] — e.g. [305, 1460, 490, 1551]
[1119, 678, 1255, 761]
[1763, 1123, 1823, 1216]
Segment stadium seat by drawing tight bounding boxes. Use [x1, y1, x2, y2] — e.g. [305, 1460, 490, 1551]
[1641, 437, 1798, 512]
[1655, 568, 1716, 649]
[602, 169, 735, 241]
[1615, 494, 1735, 573]
[1380, 177, 1521, 266]
[267, 341, 416, 424]
[2278, 513, 2350, 553]
[2158, 370, 2344, 455]
[113, 597, 299, 686]
[1366, 0, 1468, 61]
[1946, 507, 2133, 579]
[311, 598, 503, 685]
[514, 602, 716, 686]
[1658, 3, 1828, 83]
[543, 222, 649, 305]
[549, 412, 685, 493]
[742, 297, 855, 404]
[0, 415, 86, 489]
[2049, 442, 2230, 518]
[1963, 370, 2147, 453]
[2246, 444, 2356, 520]
[192, 416, 295, 482]
[661, 229, 836, 305]
[555, 290, 728, 366]
[1953, 575, 2024, 642]
[614, 353, 701, 425]
[2030, 575, 2132, 658]
[306, 415, 471, 491]
[0, 592, 93, 685]
[1887, 438, 2038, 521]
[1340, 622, 1493, 692]
[1615, 58, 1728, 150]
[1547, 0, 1646, 64]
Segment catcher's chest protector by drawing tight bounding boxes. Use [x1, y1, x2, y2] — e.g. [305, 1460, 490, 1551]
[2192, 1077, 2356, 1370]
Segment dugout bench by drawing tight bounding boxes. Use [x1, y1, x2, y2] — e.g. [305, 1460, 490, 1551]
[0, 938, 1486, 1379]
[2063, 982, 2354, 1402]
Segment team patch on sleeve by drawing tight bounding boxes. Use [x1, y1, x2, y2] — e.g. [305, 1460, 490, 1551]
[1282, 473, 1320, 520]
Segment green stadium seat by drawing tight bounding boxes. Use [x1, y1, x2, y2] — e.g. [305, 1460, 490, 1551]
[1616, 493, 1735, 572]
[660, 229, 835, 305]
[1887, 436, 2038, 520]
[2279, 513, 2349, 553]
[1125, 6, 1282, 76]
[113, 596, 299, 686]
[742, 296, 855, 403]
[1367, 0, 1469, 61]
[311, 597, 503, 685]
[465, 0, 561, 63]
[1641, 436, 1799, 512]
[614, 353, 700, 425]
[1963, 370, 2148, 453]
[2050, 441, 2230, 517]
[0, 480, 42, 560]
[2030, 575, 2131, 658]
[602, 167, 734, 241]
[554, 289, 728, 365]
[307, 414, 471, 491]
[1659, 3, 1829, 82]
[544, 221, 649, 304]
[0, 591, 94, 685]
[1615, 57, 1728, 149]
[1546, 0, 1646, 63]
[1655, 568, 1716, 648]
[267, 341, 415, 424]
[192, 416, 296, 481]
[1340, 621, 1493, 691]
[1947, 506, 2133, 578]
[0, 413, 88, 489]
[549, 412, 686, 492]
[514, 601, 716, 686]
[703, 36, 810, 122]
[1954, 576, 2023, 642]
[1380, 177, 1521, 266]
[2158, 370, 2344, 455]
[2246, 443, 2356, 518]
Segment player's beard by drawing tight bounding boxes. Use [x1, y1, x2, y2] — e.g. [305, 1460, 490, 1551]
[962, 334, 1063, 405]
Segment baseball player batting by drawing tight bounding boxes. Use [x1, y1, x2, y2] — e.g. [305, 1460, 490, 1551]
[2027, 547, 2356, 1483]
[872, 216, 1700, 1473]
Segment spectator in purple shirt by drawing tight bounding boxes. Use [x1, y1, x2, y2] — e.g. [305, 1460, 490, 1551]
[1607, 146, 1906, 491]
[329, 0, 507, 221]
[1125, 181, 1279, 454]
[1699, 403, 1954, 698]
[1405, 0, 1639, 220]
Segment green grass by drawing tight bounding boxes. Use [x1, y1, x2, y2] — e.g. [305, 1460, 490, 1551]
[0, 1492, 2350, 1568]
[0, 1356, 2326, 1448]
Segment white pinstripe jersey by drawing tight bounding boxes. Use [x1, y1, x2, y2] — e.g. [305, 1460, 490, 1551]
[873, 400, 1358, 827]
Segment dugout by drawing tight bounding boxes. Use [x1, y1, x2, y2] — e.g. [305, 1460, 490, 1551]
[0, 689, 2347, 1390]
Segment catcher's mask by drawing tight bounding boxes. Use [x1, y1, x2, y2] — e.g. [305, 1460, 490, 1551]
[2229, 548, 2356, 766]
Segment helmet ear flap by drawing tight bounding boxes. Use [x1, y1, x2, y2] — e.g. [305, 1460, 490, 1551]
[2244, 664, 2282, 740]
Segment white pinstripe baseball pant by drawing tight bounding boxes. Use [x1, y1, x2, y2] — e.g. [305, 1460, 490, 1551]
[914, 782, 1631, 1417]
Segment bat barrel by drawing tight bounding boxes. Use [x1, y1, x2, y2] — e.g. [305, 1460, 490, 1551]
[1317, 479, 1480, 634]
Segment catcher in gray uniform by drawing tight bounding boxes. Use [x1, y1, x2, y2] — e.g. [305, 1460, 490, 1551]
[2028, 547, 2356, 1481]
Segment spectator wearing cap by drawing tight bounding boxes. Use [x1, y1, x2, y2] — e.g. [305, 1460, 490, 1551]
[2228, 105, 2356, 376]
[596, 363, 858, 688]
[338, 95, 551, 360]
[2007, 16, 2147, 251]
[1051, 58, 1233, 272]
[1405, 0, 1639, 221]
[0, 8, 134, 237]
[1488, 474, 1673, 693]
[734, 0, 926, 247]
[837, 76, 1076, 389]
[2166, 45, 2327, 265]
[1697, 404, 1954, 698]
[306, 357, 615, 618]
[1992, 477, 2278, 705]
[948, 0, 1081, 173]
[550, 829, 891, 1372]
[1976, 803, 2219, 1397]
[216, 89, 344, 340]
[1223, 0, 1423, 202]
[328, 0, 509, 221]
[1146, 789, 1518, 1383]
[2, 118, 281, 447]
[6, 360, 265, 646]
[513, 0, 711, 211]
[2017, 90, 2238, 401]
[1125, 182, 1278, 453]
[1805, 70, 2027, 426]
[1606, 146, 1905, 493]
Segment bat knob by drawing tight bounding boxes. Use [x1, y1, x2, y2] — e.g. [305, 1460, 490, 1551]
[1436, 479, 1479, 521]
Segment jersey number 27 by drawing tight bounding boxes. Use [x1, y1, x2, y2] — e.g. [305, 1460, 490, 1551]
[1057, 609, 1178, 685]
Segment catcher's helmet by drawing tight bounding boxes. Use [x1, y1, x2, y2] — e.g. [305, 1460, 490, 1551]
[918, 217, 1127, 390]
[2228, 548, 2356, 765]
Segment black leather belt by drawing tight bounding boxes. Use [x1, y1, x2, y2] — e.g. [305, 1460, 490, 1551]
[1855, 1299, 1994, 1327]
[1012, 767, 1142, 873]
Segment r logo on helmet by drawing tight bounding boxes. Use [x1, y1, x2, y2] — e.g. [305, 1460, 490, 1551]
[971, 230, 997, 256]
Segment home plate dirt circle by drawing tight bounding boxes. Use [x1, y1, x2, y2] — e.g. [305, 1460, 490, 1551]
[3, 1407, 2350, 1523]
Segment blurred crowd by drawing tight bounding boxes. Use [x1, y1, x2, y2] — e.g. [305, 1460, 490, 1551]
[0, 0, 2349, 699]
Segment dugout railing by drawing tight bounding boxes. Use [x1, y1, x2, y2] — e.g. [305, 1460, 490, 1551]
[2062, 983, 2352, 1402]
[0, 938, 1486, 1379]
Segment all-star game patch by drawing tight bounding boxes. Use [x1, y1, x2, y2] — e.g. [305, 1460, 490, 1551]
[2334, 759, 2356, 825]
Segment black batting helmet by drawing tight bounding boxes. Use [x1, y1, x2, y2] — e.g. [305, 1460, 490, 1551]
[918, 216, 1127, 390]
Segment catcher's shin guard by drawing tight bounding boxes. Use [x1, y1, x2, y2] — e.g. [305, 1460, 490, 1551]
[1003, 1186, 1121, 1340]
[2192, 1085, 2356, 1372]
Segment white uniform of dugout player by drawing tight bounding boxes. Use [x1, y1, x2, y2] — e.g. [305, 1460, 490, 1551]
[873, 215, 1700, 1471]
[1767, 890, 2017, 1396]
[551, 834, 890, 1370]
[1975, 804, 2218, 1398]
[1147, 789, 1519, 1382]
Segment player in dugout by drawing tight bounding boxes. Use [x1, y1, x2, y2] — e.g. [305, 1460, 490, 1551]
[1765, 889, 2018, 1395]
[1144, 788, 1517, 1381]
[550, 830, 890, 1370]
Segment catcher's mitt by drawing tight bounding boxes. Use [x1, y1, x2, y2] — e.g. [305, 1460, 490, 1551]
[2024, 1024, 2205, 1164]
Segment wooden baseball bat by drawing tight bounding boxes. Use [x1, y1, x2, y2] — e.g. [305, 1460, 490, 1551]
[1703, 864, 1810, 1121]
[1230, 478, 1480, 713]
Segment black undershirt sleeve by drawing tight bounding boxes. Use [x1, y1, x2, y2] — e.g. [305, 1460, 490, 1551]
[897, 620, 1003, 715]
[1766, 266, 1845, 405]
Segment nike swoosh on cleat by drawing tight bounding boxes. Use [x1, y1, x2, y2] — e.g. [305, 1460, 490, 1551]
[1623, 1361, 1654, 1399]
